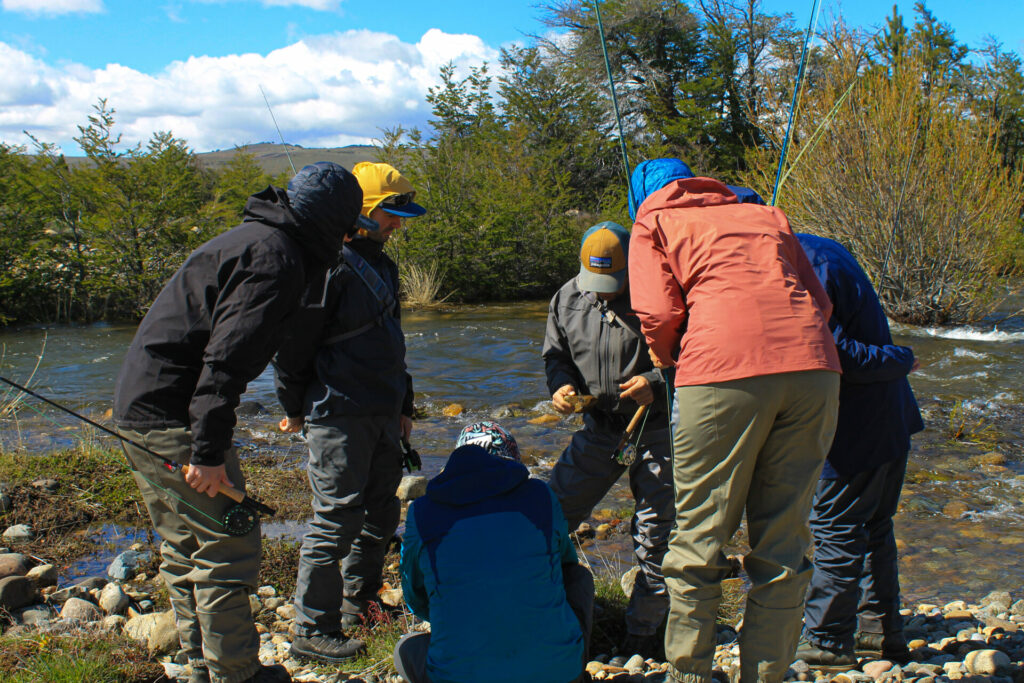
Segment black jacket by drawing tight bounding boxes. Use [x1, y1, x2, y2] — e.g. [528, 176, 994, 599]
[114, 183, 359, 466]
[273, 236, 414, 421]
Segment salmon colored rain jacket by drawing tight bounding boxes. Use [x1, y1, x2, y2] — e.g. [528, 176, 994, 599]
[626, 159, 840, 387]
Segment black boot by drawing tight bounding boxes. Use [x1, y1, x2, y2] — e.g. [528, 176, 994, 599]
[856, 631, 911, 663]
[242, 665, 292, 683]
[290, 632, 366, 663]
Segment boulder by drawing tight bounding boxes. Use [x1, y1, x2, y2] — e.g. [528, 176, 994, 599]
[0, 552, 29, 580]
[2, 524, 33, 543]
[964, 649, 1012, 676]
[60, 596, 103, 622]
[99, 583, 129, 615]
[397, 476, 428, 502]
[26, 564, 58, 587]
[0, 575, 37, 612]
[124, 609, 179, 653]
[107, 550, 151, 581]
[620, 566, 641, 599]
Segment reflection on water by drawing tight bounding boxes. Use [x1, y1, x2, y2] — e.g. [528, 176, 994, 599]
[2, 301, 1023, 603]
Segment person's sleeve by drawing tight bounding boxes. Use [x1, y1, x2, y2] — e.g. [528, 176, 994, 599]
[550, 488, 580, 566]
[542, 294, 582, 394]
[831, 323, 916, 384]
[272, 302, 328, 419]
[190, 250, 304, 466]
[400, 506, 430, 621]
[402, 372, 414, 417]
[628, 217, 688, 364]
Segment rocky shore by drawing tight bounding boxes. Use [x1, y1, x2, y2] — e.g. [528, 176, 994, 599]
[3, 528, 1024, 683]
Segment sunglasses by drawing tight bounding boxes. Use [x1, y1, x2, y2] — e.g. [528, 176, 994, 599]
[381, 192, 414, 208]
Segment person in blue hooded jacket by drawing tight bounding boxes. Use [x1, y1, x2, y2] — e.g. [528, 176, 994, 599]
[793, 234, 924, 666]
[395, 422, 589, 683]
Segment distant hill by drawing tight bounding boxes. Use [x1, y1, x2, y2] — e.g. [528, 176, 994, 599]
[63, 142, 379, 176]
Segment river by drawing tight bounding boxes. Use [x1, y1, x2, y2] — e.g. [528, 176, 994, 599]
[1, 301, 1022, 603]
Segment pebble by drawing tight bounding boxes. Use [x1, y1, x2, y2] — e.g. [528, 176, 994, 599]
[963, 650, 1011, 676]
[621, 566, 641, 599]
[864, 660, 896, 680]
[0, 552, 29, 579]
[397, 476, 428, 501]
[99, 582, 129, 615]
[2, 523, 34, 542]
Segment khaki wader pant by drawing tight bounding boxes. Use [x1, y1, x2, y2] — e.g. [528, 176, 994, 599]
[118, 426, 262, 683]
[664, 371, 839, 683]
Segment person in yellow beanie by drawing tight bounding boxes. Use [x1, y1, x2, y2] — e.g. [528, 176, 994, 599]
[272, 162, 425, 663]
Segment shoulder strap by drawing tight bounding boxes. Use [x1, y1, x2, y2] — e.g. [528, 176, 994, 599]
[343, 244, 398, 315]
[582, 291, 643, 340]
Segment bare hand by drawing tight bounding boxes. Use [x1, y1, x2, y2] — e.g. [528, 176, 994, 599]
[551, 384, 577, 415]
[619, 375, 654, 406]
[184, 464, 234, 498]
[648, 347, 671, 369]
[400, 414, 413, 441]
[279, 416, 304, 433]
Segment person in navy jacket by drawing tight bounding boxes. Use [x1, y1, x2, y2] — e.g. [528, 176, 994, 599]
[795, 233, 924, 666]
[395, 422, 590, 683]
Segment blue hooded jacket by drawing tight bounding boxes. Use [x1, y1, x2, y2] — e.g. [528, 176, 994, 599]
[400, 445, 584, 683]
[796, 234, 924, 477]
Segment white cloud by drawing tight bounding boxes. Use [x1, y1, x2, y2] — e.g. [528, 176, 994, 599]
[0, 29, 497, 154]
[188, 0, 344, 10]
[1, 0, 103, 15]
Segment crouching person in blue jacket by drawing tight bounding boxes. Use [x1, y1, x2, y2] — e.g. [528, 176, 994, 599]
[395, 422, 592, 683]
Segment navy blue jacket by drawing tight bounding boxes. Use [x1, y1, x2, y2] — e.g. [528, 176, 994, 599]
[796, 234, 923, 477]
[401, 446, 584, 683]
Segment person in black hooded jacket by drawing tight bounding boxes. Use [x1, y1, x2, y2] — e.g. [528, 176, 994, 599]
[113, 162, 362, 683]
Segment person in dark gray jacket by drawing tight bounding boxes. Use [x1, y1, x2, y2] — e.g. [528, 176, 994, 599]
[114, 162, 363, 683]
[543, 221, 674, 659]
[274, 162, 423, 664]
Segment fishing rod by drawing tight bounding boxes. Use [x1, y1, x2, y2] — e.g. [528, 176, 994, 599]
[0, 375, 275, 534]
[259, 84, 297, 175]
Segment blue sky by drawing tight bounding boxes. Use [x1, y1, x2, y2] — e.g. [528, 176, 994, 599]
[1, 0, 1020, 154]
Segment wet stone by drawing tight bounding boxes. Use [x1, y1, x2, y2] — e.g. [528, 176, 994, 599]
[0, 552, 29, 579]
[107, 550, 151, 581]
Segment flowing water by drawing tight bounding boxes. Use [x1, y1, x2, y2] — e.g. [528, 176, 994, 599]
[1, 301, 1022, 602]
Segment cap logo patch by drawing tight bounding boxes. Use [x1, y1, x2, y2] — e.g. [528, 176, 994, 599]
[589, 255, 613, 270]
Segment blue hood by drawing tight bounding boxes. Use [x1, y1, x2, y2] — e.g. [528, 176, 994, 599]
[426, 445, 529, 506]
[726, 185, 765, 205]
[628, 158, 694, 219]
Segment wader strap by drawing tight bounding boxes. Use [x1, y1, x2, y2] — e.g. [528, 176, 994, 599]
[343, 245, 397, 315]
[583, 291, 643, 340]
[320, 320, 379, 346]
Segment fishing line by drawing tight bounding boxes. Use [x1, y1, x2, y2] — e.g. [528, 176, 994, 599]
[3, 382, 228, 528]
[594, 1, 635, 210]
[771, 0, 822, 206]
[259, 84, 297, 175]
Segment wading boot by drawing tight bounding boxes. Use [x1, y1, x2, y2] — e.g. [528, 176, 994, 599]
[185, 660, 210, 683]
[856, 631, 912, 664]
[290, 632, 366, 663]
[795, 637, 857, 667]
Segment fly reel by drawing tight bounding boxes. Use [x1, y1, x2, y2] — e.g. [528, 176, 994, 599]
[223, 504, 259, 536]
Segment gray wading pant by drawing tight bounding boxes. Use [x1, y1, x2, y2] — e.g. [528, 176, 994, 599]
[803, 456, 908, 650]
[664, 371, 839, 683]
[548, 413, 673, 636]
[293, 413, 403, 636]
[118, 426, 262, 683]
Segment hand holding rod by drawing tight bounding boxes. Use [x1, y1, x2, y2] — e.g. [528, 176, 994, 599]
[0, 375, 276, 516]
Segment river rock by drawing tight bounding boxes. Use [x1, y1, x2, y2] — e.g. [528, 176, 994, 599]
[107, 549, 151, 580]
[528, 413, 561, 425]
[124, 609, 178, 653]
[864, 660, 896, 680]
[26, 563, 58, 587]
[2, 524, 33, 542]
[620, 566, 640, 599]
[18, 604, 54, 626]
[442, 403, 464, 417]
[30, 477, 59, 493]
[981, 592, 1013, 611]
[61, 596, 102, 622]
[380, 586, 403, 607]
[397, 476, 428, 502]
[99, 582, 129, 615]
[102, 614, 126, 632]
[0, 552, 29, 579]
[624, 654, 645, 674]
[0, 575, 37, 611]
[275, 604, 296, 620]
[595, 523, 612, 540]
[964, 649, 1011, 676]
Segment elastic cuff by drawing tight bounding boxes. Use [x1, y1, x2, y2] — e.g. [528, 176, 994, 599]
[669, 666, 712, 683]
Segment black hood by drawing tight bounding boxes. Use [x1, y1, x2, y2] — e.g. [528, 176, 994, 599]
[276, 161, 363, 266]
